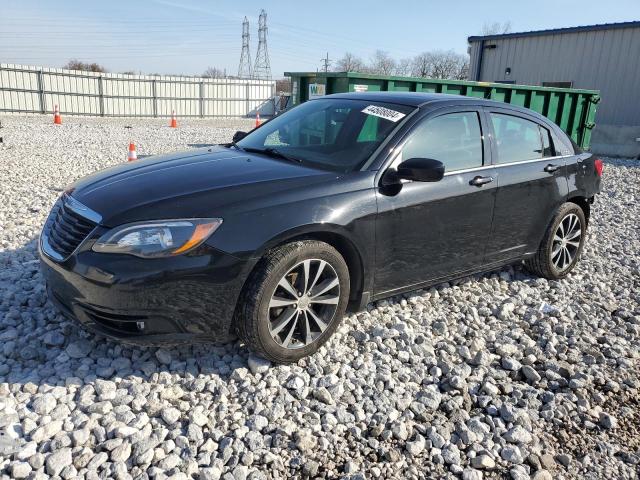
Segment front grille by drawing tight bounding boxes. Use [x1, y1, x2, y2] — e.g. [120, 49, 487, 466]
[42, 195, 99, 260]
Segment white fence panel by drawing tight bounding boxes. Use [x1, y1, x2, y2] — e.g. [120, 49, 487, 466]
[0, 63, 276, 118]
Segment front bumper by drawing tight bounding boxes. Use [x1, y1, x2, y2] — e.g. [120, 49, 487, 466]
[40, 239, 253, 345]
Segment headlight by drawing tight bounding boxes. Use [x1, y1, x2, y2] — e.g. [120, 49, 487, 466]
[93, 218, 222, 258]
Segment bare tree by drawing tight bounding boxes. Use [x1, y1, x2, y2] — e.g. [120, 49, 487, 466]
[64, 59, 106, 72]
[275, 78, 291, 93]
[481, 21, 512, 35]
[334, 52, 366, 72]
[202, 67, 226, 78]
[369, 50, 396, 76]
[410, 52, 433, 78]
[395, 58, 413, 77]
[410, 50, 469, 80]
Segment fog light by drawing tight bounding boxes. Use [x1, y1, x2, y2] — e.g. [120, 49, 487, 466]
[136, 321, 145, 331]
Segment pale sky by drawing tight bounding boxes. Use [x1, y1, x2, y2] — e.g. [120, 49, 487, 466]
[1, 0, 638, 77]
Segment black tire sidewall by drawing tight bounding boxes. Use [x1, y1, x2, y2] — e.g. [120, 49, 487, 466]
[253, 243, 350, 363]
[545, 204, 586, 279]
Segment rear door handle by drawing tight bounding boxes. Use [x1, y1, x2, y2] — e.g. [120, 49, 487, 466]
[469, 175, 494, 187]
[544, 163, 560, 173]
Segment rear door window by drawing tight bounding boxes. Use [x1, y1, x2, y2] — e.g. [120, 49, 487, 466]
[490, 113, 552, 163]
[400, 111, 484, 172]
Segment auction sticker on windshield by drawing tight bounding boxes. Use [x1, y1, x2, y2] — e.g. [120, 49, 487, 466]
[361, 105, 406, 122]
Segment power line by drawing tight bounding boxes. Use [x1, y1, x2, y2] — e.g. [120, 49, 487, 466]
[253, 9, 271, 80]
[237, 16, 252, 79]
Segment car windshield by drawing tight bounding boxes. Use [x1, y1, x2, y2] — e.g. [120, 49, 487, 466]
[236, 98, 415, 172]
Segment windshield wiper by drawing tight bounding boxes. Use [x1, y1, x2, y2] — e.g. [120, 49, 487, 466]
[225, 141, 244, 151]
[242, 147, 303, 164]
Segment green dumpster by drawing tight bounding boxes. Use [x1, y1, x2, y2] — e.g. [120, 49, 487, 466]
[284, 71, 600, 150]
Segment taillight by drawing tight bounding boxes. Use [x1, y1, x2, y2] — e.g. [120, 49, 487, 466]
[594, 158, 603, 177]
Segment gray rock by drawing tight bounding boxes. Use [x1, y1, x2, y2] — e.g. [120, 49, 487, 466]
[155, 348, 172, 364]
[471, 454, 495, 469]
[200, 467, 222, 480]
[599, 412, 618, 429]
[43, 330, 65, 346]
[503, 425, 533, 444]
[556, 453, 571, 467]
[111, 442, 131, 462]
[11, 462, 32, 479]
[86, 451, 108, 470]
[522, 365, 541, 383]
[161, 407, 182, 425]
[65, 340, 92, 359]
[247, 355, 271, 374]
[501, 445, 525, 464]
[303, 459, 320, 477]
[532, 471, 553, 480]
[46, 448, 72, 476]
[462, 469, 483, 480]
[287, 375, 305, 390]
[313, 387, 334, 404]
[442, 444, 461, 465]
[421, 384, 443, 410]
[406, 433, 426, 455]
[502, 357, 522, 371]
[32, 394, 56, 414]
[510, 465, 530, 480]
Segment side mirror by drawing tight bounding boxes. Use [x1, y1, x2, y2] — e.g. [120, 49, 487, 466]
[396, 158, 445, 182]
[232, 131, 248, 143]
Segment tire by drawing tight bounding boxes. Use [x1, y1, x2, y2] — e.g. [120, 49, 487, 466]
[525, 202, 587, 280]
[235, 240, 350, 363]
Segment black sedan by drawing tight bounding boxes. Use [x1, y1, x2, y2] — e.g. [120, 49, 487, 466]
[40, 92, 602, 362]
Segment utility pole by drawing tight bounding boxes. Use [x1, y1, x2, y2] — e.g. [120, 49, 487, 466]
[253, 10, 272, 80]
[238, 17, 252, 79]
[321, 52, 332, 73]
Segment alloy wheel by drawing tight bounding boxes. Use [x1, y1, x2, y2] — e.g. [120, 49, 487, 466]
[551, 213, 582, 271]
[267, 259, 340, 349]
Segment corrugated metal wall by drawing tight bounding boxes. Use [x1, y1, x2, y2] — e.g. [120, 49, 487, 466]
[468, 26, 640, 127]
[0, 63, 276, 118]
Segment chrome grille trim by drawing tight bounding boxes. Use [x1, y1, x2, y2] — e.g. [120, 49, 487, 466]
[40, 194, 101, 261]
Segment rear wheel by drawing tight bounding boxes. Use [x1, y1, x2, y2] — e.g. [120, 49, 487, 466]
[236, 240, 350, 363]
[525, 202, 586, 280]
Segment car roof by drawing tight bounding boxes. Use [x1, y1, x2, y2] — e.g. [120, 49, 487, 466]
[322, 91, 551, 124]
[323, 91, 526, 110]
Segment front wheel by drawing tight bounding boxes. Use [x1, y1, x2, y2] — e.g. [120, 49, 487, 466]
[235, 240, 350, 363]
[525, 202, 587, 280]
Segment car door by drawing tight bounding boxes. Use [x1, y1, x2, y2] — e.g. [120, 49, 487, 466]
[374, 108, 498, 296]
[482, 108, 570, 264]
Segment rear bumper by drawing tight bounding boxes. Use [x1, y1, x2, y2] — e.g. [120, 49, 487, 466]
[40, 240, 253, 345]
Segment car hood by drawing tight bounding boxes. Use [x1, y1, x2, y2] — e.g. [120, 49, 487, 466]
[70, 146, 337, 226]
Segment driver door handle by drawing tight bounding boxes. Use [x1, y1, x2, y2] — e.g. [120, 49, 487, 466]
[544, 163, 560, 173]
[469, 175, 494, 187]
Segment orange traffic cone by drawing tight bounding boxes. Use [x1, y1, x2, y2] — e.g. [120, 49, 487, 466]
[53, 104, 62, 125]
[170, 110, 178, 128]
[255, 112, 261, 128]
[127, 143, 138, 162]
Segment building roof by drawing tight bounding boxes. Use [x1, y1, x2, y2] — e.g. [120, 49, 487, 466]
[468, 20, 640, 42]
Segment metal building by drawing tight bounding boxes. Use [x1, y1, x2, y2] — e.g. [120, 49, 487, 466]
[468, 21, 640, 157]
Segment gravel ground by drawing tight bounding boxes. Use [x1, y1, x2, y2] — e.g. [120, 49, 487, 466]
[0, 115, 638, 480]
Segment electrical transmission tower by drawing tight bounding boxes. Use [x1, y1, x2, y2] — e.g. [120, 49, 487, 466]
[321, 52, 332, 72]
[253, 9, 272, 80]
[238, 17, 252, 78]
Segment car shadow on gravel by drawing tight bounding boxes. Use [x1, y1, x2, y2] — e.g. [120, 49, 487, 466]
[0, 237, 256, 386]
[0, 234, 543, 389]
